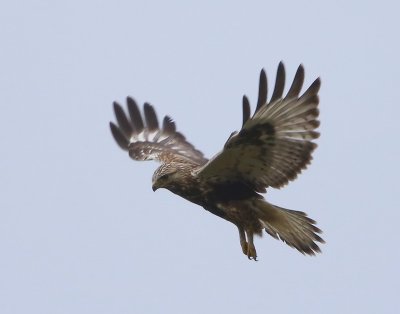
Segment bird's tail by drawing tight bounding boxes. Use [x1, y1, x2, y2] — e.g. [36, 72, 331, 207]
[253, 200, 324, 255]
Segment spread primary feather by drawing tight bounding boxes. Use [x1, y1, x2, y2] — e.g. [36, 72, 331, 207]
[110, 62, 324, 260]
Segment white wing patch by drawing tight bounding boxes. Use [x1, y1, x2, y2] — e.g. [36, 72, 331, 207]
[110, 98, 207, 165]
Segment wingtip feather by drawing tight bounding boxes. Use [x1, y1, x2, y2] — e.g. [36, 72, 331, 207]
[126, 97, 144, 133]
[270, 62, 286, 102]
[242, 95, 251, 126]
[163, 115, 176, 133]
[256, 69, 268, 111]
[110, 122, 130, 150]
[143, 102, 159, 131]
[286, 64, 305, 99]
[113, 101, 133, 137]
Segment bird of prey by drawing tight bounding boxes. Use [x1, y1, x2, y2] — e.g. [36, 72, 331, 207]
[110, 62, 324, 260]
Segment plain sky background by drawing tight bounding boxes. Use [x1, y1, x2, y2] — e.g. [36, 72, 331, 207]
[1, 1, 399, 313]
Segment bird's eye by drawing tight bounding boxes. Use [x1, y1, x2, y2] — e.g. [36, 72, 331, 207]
[160, 173, 169, 180]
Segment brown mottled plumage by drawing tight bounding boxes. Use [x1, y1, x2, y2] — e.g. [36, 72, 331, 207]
[110, 63, 324, 260]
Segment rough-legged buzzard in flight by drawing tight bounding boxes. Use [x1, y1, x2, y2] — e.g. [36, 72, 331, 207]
[110, 62, 324, 260]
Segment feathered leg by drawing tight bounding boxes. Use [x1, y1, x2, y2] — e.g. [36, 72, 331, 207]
[237, 226, 248, 255]
[245, 231, 257, 261]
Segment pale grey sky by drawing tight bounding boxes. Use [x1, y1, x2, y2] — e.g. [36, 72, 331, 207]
[1, 1, 399, 313]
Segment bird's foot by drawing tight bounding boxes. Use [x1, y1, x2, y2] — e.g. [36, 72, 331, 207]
[247, 242, 257, 261]
[238, 227, 258, 261]
[240, 241, 248, 255]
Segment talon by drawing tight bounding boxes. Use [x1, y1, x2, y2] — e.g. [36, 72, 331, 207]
[247, 245, 257, 260]
[239, 227, 258, 260]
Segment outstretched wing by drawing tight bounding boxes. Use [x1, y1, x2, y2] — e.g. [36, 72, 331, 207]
[196, 62, 320, 192]
[110, 97, 207, 165]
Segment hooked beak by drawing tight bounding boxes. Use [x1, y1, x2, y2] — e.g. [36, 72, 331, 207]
[152, 183, 159, 192]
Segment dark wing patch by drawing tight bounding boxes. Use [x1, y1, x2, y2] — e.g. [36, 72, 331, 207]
[110, 98, 207, 165]
[196, 63, 320, 192]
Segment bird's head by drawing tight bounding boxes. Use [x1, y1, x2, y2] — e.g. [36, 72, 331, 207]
[152, 165, 179, 192]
